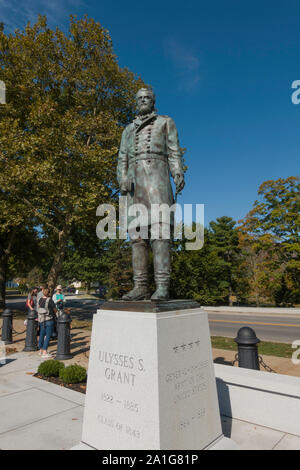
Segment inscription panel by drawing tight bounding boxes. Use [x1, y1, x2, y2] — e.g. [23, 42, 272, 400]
[157, 313, 222, 449]
[82, 311, 159, 450]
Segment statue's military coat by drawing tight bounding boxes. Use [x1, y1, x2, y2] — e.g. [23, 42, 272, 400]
[117, 112, 184, 227]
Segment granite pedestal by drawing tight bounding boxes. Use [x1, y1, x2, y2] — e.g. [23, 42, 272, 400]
[75, 301, 237, 450]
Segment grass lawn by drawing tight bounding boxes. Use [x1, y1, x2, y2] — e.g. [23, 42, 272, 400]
[211, 335, 294, 358]
[71, 318, 92, 330]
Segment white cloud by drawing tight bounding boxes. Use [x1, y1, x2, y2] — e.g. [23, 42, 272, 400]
[164, 37, 201, 91]
[0, 0, 85, 32]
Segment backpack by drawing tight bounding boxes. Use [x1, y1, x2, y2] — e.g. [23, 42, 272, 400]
[37, 297, 54, 323]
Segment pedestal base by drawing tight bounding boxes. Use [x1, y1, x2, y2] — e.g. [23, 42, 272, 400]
[100, 299, 200, 313]
[77, 305, 234, 450]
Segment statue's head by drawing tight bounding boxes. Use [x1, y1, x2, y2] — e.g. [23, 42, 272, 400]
[136, 87, 155, 115]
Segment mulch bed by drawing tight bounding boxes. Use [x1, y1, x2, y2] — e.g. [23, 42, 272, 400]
[34, 373, 87, 394]
[6, 347, 17, 355]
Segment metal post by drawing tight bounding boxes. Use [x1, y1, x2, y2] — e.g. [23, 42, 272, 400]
[1, 309, 13, 344]
[23, 310, 38, 351]
[56, 311, 72, 360]
[234, 326, 260, 370]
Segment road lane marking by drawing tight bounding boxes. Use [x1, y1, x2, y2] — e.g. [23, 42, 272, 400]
[209, 319, 300, 328]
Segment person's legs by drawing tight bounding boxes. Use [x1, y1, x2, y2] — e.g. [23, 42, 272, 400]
[42, 320, 54, 352]
[38, 322, 46, 351]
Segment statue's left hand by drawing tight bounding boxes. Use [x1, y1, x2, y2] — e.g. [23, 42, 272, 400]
[174, 174, 185, 193]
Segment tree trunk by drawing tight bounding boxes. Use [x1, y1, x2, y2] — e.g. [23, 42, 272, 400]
[86, 281, 91, 294]
[0, 228, 18, 309]
[228, 284, 233, 306]
[0, 255, 7, 309]
[47, 225, 71, 294]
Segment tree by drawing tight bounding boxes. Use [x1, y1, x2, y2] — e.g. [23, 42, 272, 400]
[0, 15, 145, 293]
[209, 216, 242, 305]
[104, 239, 133, 300]
[170, 229, 224, 304]
[62, 225, 110, 293]
[0, 191, 32, 307]
[239, 177, 300, 305]
[169, 222, 245, 305]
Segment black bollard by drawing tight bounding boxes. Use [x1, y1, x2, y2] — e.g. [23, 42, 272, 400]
[234, 327, 260, 370]
[1, 309, 13, 344]
[56, 311, 72, 360]
[23, 310, 38, 352]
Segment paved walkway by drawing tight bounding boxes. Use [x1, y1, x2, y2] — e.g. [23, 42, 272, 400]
[0, 352, 84, 450]
[1, 351, 300, 450]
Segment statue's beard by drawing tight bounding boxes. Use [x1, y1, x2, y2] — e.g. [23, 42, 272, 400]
[137, 104, 154, 116]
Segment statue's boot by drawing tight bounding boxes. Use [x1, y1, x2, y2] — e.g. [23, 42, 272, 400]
[151, 239, 170, 301]
[122, 238, 150, 301]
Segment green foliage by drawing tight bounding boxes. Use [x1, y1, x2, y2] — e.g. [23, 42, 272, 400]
[62, 227, 109, 290]
[170, 220, 246, 305]
[103, 239, 133, 299]
[242, 177, 300, 250]
[59, 364, 87, 384]
[239, 177, 300, 306]
[25, 267, 44, 287]
[18, 283, 28, 294]
[0, 14, 146, 291]
[38, 359, 65, 377]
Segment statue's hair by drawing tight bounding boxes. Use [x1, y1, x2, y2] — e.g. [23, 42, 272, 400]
[136, 87, 156, 103]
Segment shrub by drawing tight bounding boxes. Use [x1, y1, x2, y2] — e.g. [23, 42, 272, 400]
[38, 360, 65, 377]
[59, 364, 87, 384]
[18, 283, 28, 294]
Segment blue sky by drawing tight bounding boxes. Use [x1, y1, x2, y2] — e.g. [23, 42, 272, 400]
[1, 0, 299, 226]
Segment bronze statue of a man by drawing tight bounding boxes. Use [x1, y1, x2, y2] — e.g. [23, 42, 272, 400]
[117, 88, 185, 301]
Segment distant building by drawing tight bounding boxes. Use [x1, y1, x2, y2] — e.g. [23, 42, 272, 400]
[73, 281, 82, 288]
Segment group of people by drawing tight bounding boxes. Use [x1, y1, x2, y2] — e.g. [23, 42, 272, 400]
[26, 284, 66, 359]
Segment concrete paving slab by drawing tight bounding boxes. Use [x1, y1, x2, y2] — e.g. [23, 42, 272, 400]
[221, 416, 284, 450]
[0, 371, 85, 404]
[71, 442, 94, 450]
[34, 379, 85, 406]
[0, 352, 41, 376]
[0, 387, 79, 434]
[273, 433, 300, 450]
[0, 374, 34, 397]
[0, 405, 84, 450]
[0, 369, 57, 396]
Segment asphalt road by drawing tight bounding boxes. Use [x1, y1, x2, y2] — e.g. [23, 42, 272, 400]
[5, 295, 300, 344]
[5, 294, 103, 319]
[208, 312, 300, 343]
